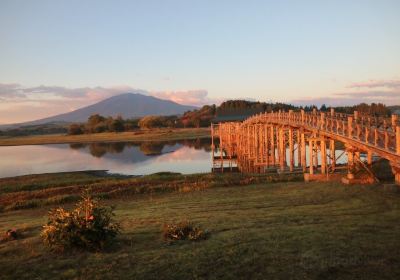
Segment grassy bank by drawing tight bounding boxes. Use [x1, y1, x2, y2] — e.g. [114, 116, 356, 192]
[0, 172, 400, 279]
[0, 127, 210, 146]
[0, 171, 300, 212]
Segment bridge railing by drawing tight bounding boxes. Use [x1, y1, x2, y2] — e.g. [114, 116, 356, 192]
[239, 110, 400, 155]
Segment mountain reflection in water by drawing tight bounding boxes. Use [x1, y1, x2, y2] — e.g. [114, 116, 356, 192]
[0, 138, 212, 178]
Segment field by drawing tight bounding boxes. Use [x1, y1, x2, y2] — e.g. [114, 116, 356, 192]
[0, 127, 210, 146]
[1, 172, 400, 279]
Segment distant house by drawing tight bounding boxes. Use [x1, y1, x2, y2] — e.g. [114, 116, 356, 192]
[212, 108, 265, 123]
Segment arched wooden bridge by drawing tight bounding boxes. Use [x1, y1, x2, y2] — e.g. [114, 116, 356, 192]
[211, 109, 400, 185]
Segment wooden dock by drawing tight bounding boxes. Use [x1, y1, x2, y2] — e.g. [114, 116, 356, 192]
[211, 109, 400, 185]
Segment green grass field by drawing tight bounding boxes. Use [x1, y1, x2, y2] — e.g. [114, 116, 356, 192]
[0, 127, 210, 146]
[1, 173, 399, 279]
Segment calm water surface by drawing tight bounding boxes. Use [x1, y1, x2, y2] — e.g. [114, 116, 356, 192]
[0, 139, 212, 178]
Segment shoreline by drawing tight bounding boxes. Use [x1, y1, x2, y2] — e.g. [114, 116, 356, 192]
[0, 127, 210, 146]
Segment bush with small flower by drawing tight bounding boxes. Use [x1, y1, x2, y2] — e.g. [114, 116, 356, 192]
[41, 190, 120, 251]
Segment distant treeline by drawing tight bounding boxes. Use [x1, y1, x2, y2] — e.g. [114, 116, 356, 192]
[0, 123, 69, 137]
[67, 104, 218, 135]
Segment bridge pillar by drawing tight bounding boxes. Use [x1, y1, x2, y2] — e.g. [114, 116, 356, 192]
[289, 128, 294, 172]
[390, 164, 400, 185]
[392, 115, 398, 132]
[346, 147, 355, 180]
[270, 125, 276, 166]
[309, 139, 314, 175]
[278, 127, 285, 171]
[301, 131, 306, 172]
[329, 139, 336, 172]
[321, 137, 327, 174]
[367, 151, 373, 165]
[396, 126, 400, 155]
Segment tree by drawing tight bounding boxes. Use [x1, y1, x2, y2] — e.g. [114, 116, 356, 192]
[86, 114, 106, 133]
[138, 116, 165, 129]
[67, 124, 83, 135]
[107, 116, 125, 132]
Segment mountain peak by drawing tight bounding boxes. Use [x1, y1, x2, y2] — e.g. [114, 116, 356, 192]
[12, 93, 198, 126]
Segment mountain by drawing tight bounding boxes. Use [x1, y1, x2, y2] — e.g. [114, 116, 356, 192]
[3, 93, 197, 128]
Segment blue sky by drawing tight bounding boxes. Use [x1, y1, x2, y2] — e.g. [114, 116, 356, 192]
[0, 0, 399, 123]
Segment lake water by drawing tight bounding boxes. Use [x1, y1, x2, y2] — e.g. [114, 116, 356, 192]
[0, 139, 212, 178]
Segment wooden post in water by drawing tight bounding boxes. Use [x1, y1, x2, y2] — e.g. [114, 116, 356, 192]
[309, 139, 314, 175]
[279, 127, 285, 171]
[297, 130, 301, 168]
[219, 123, 223, 172]
[313, 140, 319, 171]
[211, 124, 215, 170]
[329, 139, 336, 172]
[397, 126, 400, 155]
[265, 125, 269, 168]
[270, 126, 275, 166]
[301, 131, 306, 172]
[346, 147, 355, 180]
[289, 127, 294, 172]
[321, 137, 326, 174]
[367, 151, 372, 165]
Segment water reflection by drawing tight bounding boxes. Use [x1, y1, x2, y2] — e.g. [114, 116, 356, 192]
[68, 139, 211, 157]
[0, 138, 212, 178]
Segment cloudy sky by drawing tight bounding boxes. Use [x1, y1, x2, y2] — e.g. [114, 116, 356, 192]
[1, 0, 399, 124]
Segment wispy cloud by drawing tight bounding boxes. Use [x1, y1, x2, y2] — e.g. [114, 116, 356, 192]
[150, 90, 220, 106]
[347, 79, 400, 89]
[0, 83, 26, 99]
[291, 78, 400, 107]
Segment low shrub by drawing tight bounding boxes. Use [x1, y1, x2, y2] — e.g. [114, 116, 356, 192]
[163, 221, 208, 242]
[4, 199, 40, 211]
[0, 229, 19, 243]
[41, 190, 120, 251]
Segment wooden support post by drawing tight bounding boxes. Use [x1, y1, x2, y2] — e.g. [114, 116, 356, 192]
[392, 115, 398, 131]
[321, 138, 326, 174]
[330, 139, 336, 172]
[297, 130, 301, 167]
[289, 128, 294, 172]
[313, 141, 318, 171]
[320, 112, 325, 130]
[270, 126, 275, 166]
[384, 131, 389, 150]
[265, 125, 269, 168]
[219, 123, 223, 172]
[346, 147, 355, 180]
[309, 139, 314, 175]
[279, 127, 285, 171]
[397, 126, 400, 155]
[367, 151, 372, 165]
[390, 164, 400, 185]
[348, 116, 353, 138]
[301, 131, 306, 172]
[211, 124, 215, 167]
